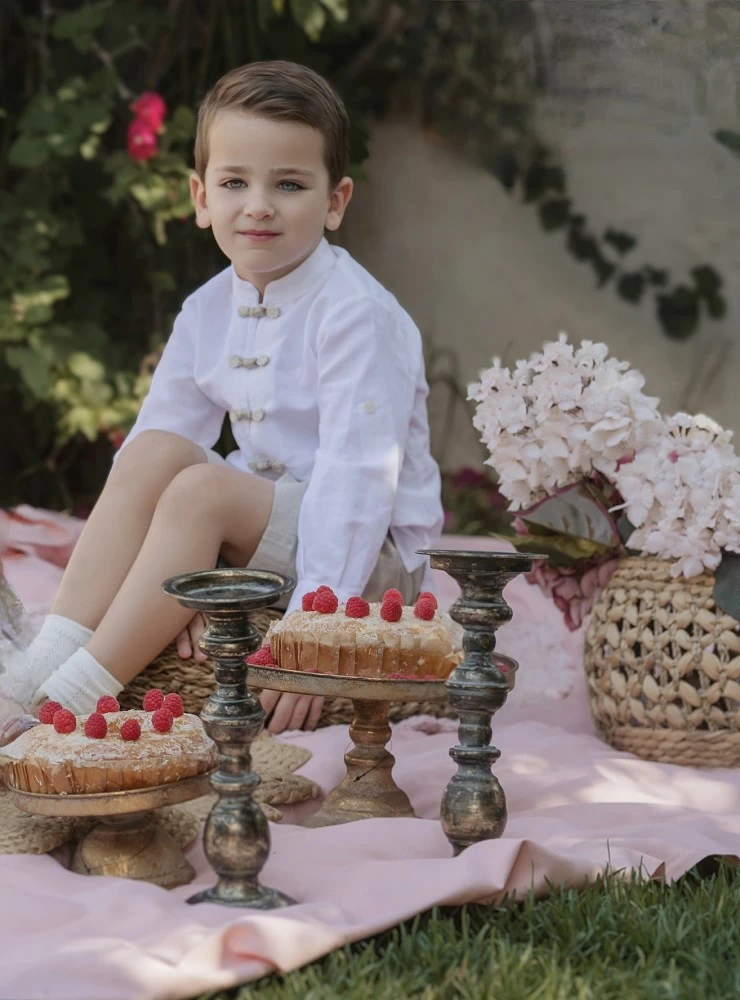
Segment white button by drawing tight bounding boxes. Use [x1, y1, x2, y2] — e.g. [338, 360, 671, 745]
[230, 355, 257, 369]
[247, 460, 258, 471]
[230, 409, 250, 422]
[251, 409, 265, 422]
[266, 306, 281, 319]
[256, 355, 270, 367]
[363, 400, 377, 414]
[270, 461, 284, 472]
[238, 305, 250, 318]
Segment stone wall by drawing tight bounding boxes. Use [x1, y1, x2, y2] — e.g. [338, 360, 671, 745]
[338, 0, 740, 472]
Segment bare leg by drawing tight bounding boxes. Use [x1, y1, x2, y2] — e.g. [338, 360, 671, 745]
[86, 463, 274, 684]
[52, 431, 209, 629]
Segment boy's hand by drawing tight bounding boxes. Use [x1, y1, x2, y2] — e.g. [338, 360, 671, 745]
[259, 690, 324, 733]
[176, 613, 208, 663]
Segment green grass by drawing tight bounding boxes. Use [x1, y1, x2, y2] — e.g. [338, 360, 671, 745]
[200, 860, 740, 1000]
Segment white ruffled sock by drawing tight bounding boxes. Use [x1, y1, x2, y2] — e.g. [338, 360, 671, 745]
[2, 614, 93, 705]
[37, 647, 122, 716]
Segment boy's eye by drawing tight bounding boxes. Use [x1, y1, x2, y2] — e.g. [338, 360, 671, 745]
[278, 180, 304, 192]
[222, 178, 245, 189]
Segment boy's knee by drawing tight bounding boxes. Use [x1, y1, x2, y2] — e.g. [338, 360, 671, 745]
[110, 431, 207, 484]
[155, 463, 222, 518]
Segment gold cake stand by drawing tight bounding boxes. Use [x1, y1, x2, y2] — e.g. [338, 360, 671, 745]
[250, 657, 517, 827]
[7, 771, 212, 888]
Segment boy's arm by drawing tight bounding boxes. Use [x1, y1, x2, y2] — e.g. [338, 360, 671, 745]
[116, 296, 224, 457]
[288, 296, 418, 614]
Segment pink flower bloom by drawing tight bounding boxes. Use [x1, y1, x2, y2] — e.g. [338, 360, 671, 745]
[130, 92, 167, 132]
[127, 119, 158, 161]
[526, 557, 619, 631]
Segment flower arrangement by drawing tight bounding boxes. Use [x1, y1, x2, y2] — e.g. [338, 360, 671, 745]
[468, 334, 740, 629]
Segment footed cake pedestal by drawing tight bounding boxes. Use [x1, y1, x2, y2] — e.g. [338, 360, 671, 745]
[250, 659, 517, 827]
[7, 772, 212, 888]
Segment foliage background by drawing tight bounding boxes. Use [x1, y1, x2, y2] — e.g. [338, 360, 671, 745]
[0, 0, 396, 510]
[1, 1, 730, 515]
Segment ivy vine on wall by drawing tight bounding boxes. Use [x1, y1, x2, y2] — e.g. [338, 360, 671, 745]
[404, 1, 727, 341]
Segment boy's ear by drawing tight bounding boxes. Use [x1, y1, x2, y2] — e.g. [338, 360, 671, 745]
[190, 173, 212, 229]
[324, 176, 353, 232]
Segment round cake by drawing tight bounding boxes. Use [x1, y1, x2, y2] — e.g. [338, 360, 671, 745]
[1, 709, 217, 795]
[262, 588, 463, 680]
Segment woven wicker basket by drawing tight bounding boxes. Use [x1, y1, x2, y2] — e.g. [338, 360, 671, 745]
[584, 555, 740, 766]
[120, 608, 456, 727]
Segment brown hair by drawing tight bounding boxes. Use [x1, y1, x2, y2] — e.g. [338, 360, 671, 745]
[194, 61, 349, 186]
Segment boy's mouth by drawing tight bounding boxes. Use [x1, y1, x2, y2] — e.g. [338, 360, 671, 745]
[239, 230, 281, 243]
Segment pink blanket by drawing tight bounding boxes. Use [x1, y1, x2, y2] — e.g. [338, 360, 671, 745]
[2, 514, 739, 1000]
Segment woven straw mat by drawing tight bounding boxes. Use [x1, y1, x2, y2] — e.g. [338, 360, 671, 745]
[584, 555, 740, 767]
[120, 607, 457, 726]
[0, 731, 318, 856]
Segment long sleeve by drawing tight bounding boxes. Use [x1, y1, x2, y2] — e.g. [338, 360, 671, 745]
[116, 295, 224, 458]
[287, 296, 419, 613]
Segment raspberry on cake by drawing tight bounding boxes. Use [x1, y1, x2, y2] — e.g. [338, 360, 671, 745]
[84, 713, 108, 739]
[266, 600, 463, 680]
[53, 709, 76, 734]
[143, 688, 165, 712]
[151, 707, 174, 733]
[345, 597, 370, 618]
[120, 718, 141, 742]
[313, 590, 339, 614]
[417, 591, 438, 609]
[163, 692, 184, 718]
[38, 701, 63, 725]
[96, 695, 120, 714]
[246, 645, 277, 666]
[414, 597, 437, 621]
[380, 599, 402, 623]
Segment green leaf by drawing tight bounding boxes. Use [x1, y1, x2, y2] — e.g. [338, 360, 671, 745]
[52, 3, 109, 52]
[492, 530, 596, 569]
[166, 106, 196, 143]
[520, 483, 619, 549]
[706, 293, 728, 320]
[8, 135, 49, 168]
[538, 198, 571, 232]
[67, 351, 105, 381]
[615, 514, 635, 547]
[691, 264, 724, 297]
[603, 228, 637, 255]
[320, 0, 349, 22]
[714, 129, 740, 157]
[64, 404, 101, 441]
[656, 285, 700, 340]
[5, 346, 51, 397]
[617, 272, 646, 304]
[567, 225, 599, 263]
[644, 266, 668, 287]
[713, 551, 740, 620]
[290, 0, 326, 40]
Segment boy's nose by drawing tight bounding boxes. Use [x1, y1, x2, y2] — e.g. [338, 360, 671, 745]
[242, 194, 274, 219]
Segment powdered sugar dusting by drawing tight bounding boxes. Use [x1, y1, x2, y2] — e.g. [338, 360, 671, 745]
[2, 711, 214, 767]
[268, 602, 463, 647]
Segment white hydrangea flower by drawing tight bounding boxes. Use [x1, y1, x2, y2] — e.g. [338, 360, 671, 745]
[614, 412, 740, 577]
[469, 333, 662, 510]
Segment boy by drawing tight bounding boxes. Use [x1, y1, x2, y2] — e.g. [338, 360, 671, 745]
[2, 61, 443, 737]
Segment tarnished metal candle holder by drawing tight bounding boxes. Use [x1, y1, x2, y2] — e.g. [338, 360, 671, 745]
[161, 568, 294, 908]
[418, 549, 544, 855]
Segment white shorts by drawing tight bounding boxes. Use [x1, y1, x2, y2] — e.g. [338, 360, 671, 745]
[206, 451, 425, 610]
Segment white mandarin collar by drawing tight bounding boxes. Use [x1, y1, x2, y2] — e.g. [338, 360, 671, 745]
[231, 237, 336, 307]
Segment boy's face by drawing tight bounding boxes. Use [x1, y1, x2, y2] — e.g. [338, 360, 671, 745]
[190, 110, 353, 292]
